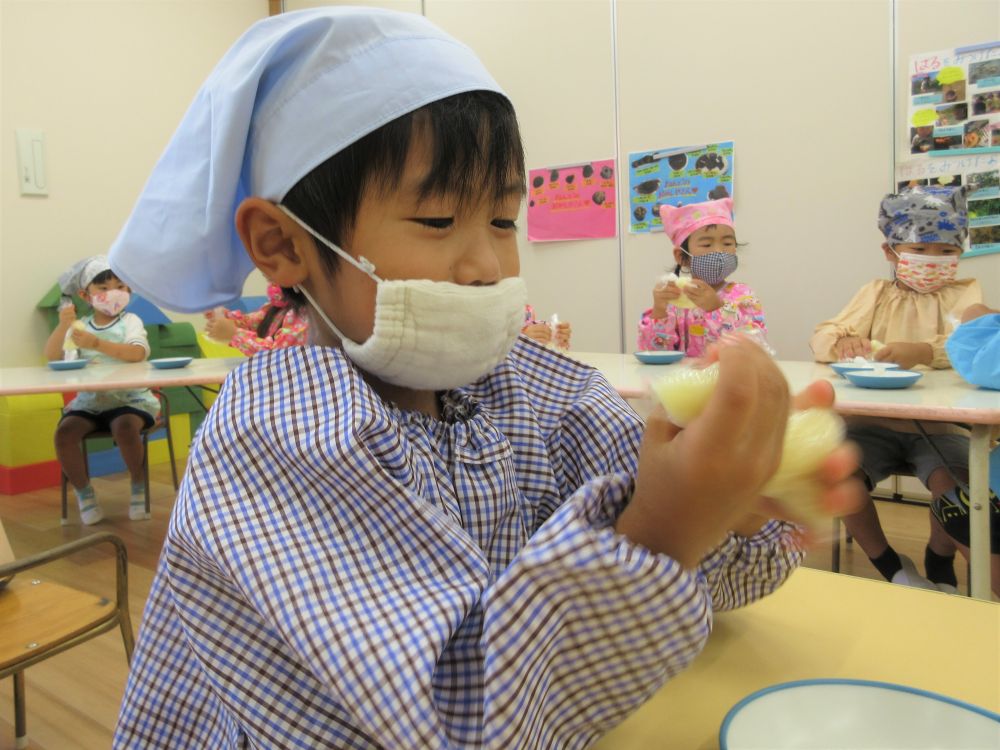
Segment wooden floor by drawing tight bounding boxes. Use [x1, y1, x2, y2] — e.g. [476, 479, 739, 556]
[0, 463, 980, 749]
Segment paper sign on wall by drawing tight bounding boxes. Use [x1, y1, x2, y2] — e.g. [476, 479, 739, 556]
[627, 141, 734, 234]
[903, 41, 1000, 257]
[526, 159, 617, 242]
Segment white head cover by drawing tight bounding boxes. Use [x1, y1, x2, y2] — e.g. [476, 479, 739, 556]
[108, 7, 505, 312]
[59, 255, 112, 294]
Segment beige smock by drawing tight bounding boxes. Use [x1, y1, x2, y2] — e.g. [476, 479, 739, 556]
[811, 278, 982, 435]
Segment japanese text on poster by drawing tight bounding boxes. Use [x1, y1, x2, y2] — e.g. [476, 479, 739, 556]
[627, 142, 734, 234]
[526, 159, 616, 242]
[906, 41, 1000, 256]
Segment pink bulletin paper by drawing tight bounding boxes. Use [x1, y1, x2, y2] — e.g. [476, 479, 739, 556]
[527, 159, 617, 242]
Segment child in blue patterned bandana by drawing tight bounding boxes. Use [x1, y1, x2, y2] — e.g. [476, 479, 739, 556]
[108, 8, 859, 748]
[811, 185, 982, 592]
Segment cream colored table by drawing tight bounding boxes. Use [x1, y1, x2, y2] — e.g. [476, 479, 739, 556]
[592, 567, 1000, 749]
[570, 353, 1000, 601]
[0, 357, 245, 397]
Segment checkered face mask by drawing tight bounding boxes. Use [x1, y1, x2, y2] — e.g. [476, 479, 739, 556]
[686, 251, 738, 286]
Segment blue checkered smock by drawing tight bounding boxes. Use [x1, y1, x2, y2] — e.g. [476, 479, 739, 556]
[114, 338, 801, 749]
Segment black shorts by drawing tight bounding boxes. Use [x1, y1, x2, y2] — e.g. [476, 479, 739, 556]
[61, 406, 156, 432]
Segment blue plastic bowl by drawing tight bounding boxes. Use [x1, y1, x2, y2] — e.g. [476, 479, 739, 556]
[149, 357, 193, 370]
[48, 359, 88, 371]
[634, 351, 685, 365]
[844, 369, 923, 389]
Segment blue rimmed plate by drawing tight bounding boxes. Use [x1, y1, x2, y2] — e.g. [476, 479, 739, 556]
[48, 359, 88, 371]
[720, 679, 1000, 749]
[829, 361, 900, 378]
[845, 369, 922, 389]
[634, 351, 685, 365]
[150, 357, 193, 370]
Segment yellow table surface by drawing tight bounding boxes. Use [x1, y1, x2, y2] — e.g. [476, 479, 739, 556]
[593, 567, 1000, 749]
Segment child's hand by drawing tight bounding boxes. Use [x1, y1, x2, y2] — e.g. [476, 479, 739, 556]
[874, 341, 932, 369]
[651, 282, 680, 317]
[204, 315, 238, 343]
[617, 339, 862, 567]
[553, 321, 572, 349]
[70, 328, 99, 350]
[58, 304, 77, 327]
[683, 279, 723, 312]
[834, 336, 871, 360]
[961, 303, 998, 324]
[617, 338, 791, 567]
[522, 322, 552, 345]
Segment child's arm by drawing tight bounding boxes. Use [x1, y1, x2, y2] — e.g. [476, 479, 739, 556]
[229, 308, 308, 356]
[809, 281, 882, 362]
[43, 304, 77, 360]
[946, 310, 1000, 388]
[71, 313, 148, 363]
[700, 283, 767, 342]
[637, 307, 680, 351]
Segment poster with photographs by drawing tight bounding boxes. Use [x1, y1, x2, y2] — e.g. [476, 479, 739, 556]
[908, 43, 1000, 156]
[627, 141, 734, 234]
[896, 151, 1000, 257]
[526, 159, 616, 242]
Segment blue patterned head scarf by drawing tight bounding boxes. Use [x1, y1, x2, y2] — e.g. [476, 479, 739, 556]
[108, 7, 505, 312]
[877, 185, 969, 247]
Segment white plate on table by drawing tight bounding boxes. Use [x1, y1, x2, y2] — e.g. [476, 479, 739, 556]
[48, 359, 88, 371]
[149, 357, 193, 370]
[844, 369, 922, 389]
[720, 679, 1000, 749]
[634, 351, 685, 365]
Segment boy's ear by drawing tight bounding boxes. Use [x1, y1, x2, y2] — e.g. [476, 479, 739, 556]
[881, 242, 896, 262]
[672, 246, 685, 265]
[235, 198, 312, 288]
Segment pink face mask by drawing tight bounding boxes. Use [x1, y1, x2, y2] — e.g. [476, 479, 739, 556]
[90, 289, 130, 316]
[892, 252, 958, 293]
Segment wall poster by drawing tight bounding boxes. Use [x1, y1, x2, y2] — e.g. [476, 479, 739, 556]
[627, 141, 734, 234]
[526, 159, 616, 242]
[905, 41, 1000, 256]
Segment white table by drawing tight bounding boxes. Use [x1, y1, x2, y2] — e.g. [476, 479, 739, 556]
[0, 357, 245, 397]
[570, 352, 1000, 600]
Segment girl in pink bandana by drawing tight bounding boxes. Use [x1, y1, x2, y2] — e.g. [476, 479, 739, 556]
[637, 197, 767, 357]
[204, 283, 309, 356]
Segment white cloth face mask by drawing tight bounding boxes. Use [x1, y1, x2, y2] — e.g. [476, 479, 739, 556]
[279, 205, 528, 391]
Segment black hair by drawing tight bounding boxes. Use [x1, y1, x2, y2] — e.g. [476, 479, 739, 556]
[256, 304, 287, 339]
[280, 90, 525, 307]
[89, 269, 120, 287]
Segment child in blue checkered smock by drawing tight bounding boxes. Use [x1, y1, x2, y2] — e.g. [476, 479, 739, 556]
[107, 9, 860, 749]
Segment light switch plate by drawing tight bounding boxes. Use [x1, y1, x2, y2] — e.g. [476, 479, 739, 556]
[16, 128, 48, 196]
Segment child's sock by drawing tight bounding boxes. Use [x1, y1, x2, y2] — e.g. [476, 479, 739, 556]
[129, 480, 149, 521]
[74, 485, 104, 525]
[869, 546, 903, 581]
[924, 545, 958, 587]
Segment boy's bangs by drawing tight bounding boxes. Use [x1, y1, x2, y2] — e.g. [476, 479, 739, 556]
[366, 91, 526, 210]
[418, 92, 526, 209]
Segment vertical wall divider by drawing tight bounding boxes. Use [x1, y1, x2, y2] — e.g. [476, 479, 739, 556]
[610, 0, 626, 353]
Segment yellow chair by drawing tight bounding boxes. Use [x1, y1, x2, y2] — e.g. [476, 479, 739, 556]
[0, 525, 134, 749]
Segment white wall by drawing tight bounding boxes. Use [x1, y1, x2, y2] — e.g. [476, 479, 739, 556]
[617, 0, 893, 359]
[1, 0, 997, 366]
[1, 0, 268, 367]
